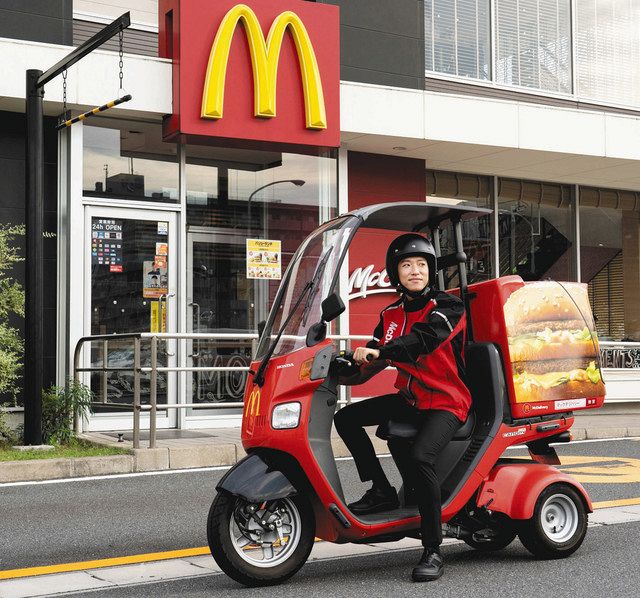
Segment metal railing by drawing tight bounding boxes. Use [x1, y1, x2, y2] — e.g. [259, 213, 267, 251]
[73, 334, 639, 450]
[73, 332, 370, 449]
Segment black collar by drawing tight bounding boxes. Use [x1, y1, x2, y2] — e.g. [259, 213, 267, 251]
[403, 288, 433, 312]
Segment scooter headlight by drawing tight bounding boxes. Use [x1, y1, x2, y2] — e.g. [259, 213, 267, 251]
[271, 402, 301, 429]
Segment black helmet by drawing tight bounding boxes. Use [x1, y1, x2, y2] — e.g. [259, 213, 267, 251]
[385, 233, 437, 288]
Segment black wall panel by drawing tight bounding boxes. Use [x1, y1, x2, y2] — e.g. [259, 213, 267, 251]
[318, 0, 425, 89]
[0, 0, 72, 45]
[0, 112, 58, 405]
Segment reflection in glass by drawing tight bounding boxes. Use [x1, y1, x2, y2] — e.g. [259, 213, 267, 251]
[579, 190, 640, 341]
[83, 119, 178, 202]
[498, 179, 574, 282]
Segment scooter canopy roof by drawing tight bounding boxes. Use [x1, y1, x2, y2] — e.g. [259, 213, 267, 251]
[349, 200, 491, 231]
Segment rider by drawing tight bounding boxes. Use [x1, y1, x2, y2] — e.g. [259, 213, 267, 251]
[334, 233, 472, 582]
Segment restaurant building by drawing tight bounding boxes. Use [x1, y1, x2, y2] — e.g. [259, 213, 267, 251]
[1, 0, 639, 433]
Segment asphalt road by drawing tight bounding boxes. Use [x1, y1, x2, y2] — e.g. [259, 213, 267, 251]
[70, 522, 640, 598]
[0, 438, 639, 572]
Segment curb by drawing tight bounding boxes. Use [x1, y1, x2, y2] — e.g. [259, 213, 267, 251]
[1, 428, 637, 484]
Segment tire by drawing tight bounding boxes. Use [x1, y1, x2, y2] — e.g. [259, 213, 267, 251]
[518, 483, 588, 559]
[464, 527, 517, 552]
[207, 490, 315, 587]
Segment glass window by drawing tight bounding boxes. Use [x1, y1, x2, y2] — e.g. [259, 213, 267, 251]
[498, 178, 574, 281]
[495, 0, 572, 93]
[426, 170, 494, 288]
[576, 0, 640, 108]
[185, 145, 337, 408]
[579, 187, 640, 341]
[425, 0, 491, 80]
[83, 119, 178, 202]
[89, 216, 173, 411]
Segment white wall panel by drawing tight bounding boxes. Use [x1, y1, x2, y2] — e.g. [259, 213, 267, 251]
[518, 104, 605, 155]
[424, 93, 519, 147]
[340, 82, 424, 139]
[75, 0, 157, 28]
[0, 38, 171, 116]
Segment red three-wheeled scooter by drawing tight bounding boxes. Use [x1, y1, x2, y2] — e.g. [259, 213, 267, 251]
[207, 201, 605, 586]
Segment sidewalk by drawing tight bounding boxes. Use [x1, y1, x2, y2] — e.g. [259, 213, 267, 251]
[1, 408, 639, 483]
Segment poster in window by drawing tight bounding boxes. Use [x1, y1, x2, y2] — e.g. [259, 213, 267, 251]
[91, 218, 123, 266]
[143, 260, 168, 298]
[246, 239, 281, 280]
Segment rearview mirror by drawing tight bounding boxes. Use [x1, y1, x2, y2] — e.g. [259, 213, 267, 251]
[321, 293, 345, 323]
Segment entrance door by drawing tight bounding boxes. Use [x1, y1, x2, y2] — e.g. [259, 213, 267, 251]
[185, 228, 266, 423]
[84, 206, 178, 431]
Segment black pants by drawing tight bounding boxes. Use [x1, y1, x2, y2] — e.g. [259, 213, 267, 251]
[334, 394, 461, 549]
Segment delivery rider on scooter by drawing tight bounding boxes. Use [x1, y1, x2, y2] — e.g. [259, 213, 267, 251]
[334, 233, 472, 582]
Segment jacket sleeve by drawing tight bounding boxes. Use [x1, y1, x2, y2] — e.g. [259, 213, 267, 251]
[378, 296, 465, 363]
[365, 315, 385, 350]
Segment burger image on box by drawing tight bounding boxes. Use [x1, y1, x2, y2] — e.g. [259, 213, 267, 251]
[503, 281, 605, 404]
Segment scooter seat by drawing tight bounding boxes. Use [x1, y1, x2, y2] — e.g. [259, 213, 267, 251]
[376, 410, 476, 442]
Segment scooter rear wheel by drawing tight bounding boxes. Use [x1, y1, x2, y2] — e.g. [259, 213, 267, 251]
[518, 483, 587, 559]
[207, 490, 315, 587]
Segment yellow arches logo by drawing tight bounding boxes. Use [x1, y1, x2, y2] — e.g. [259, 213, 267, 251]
[201, 4, 327, 130]
[245, 387, 261, 417]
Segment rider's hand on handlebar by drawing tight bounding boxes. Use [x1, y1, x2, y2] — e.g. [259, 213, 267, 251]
[353, 347, 380, 365]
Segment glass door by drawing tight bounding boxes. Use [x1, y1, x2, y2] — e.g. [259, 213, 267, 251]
[84, 206, 178, 431]
[186, 228, 267, 421]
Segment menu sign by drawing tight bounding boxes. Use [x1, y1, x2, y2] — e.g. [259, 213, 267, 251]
[246, 239, 281, 280]
[92, 219, 123, 266]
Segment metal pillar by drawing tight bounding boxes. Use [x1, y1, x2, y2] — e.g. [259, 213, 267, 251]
[24, 69, 45, 445]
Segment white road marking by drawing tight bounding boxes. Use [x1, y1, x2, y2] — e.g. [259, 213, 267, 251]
[0, 437, 637, 489]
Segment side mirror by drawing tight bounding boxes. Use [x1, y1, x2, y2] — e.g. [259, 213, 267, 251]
[257, 320, 266, 338]
[321, 293, 345, 323]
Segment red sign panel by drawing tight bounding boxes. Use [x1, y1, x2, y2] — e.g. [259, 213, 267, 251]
[159, 0, 340, 150]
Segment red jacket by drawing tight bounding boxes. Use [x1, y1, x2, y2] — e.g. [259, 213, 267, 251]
[369, 290, 471, 422]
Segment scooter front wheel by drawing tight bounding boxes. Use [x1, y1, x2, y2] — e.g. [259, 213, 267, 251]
[518, 483, 587, 559]
[207, 490, 315, 587]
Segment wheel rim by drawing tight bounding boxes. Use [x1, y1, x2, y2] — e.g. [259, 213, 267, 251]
[229, 497, 302, 568]
[540, 493, 579, 543]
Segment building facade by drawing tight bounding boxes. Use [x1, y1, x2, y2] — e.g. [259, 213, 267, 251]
[1, 0, 639, 432]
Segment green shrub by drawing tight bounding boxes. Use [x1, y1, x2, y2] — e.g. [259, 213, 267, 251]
[0, 224, 24, 402]
[42, 379, 94, 445]
[0, 404, 19, 446]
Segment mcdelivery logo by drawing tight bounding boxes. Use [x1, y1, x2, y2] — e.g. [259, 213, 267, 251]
[201, 4, 327, 129]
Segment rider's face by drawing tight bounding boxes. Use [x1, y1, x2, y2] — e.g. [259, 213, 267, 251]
[398, 256, 429, 293]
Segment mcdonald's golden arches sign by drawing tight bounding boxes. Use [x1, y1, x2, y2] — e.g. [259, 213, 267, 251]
[159, 0, 340, 148]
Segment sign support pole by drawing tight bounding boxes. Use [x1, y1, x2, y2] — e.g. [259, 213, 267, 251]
[23, 13, 130, 445]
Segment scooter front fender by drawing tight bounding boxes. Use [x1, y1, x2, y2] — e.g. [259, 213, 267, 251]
[476, 462, 593, 520]
[216, 454, 296, 503]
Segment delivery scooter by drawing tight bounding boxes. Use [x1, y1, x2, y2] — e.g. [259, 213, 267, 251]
[207, 201, 605, 587]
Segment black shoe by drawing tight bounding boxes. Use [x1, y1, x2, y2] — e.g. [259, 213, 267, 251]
[348, 487, 399, 515]
[412, 549, 444, 582]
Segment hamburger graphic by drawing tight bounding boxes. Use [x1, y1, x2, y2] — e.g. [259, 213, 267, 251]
[504, 281, 605, 404]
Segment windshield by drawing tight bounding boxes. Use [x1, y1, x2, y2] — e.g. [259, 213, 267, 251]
[256, 216, 359, 359]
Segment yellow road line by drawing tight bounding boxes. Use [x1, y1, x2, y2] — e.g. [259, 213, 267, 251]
[0, 538, 323, 581]
[592, 497, 640, 509]
[0, 547, 210, 580]
[2, 495, 639, 585]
